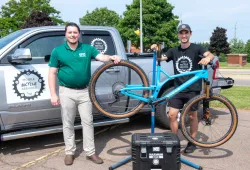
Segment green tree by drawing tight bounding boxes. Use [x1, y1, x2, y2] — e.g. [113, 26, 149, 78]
[208, 27, 230, 56]
[0, 0, 64, 37]
[22, 11, 56, 28]
[244, 39, 250, 62]
[79, 7, 121, 27]
[196, 42, 210, 50]
[0, 17, 19, 37]
[118, 0, 179, 51]
[229, 38, 245, 54]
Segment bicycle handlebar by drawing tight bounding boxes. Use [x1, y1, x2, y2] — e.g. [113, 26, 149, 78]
[154, 50, 215, 69]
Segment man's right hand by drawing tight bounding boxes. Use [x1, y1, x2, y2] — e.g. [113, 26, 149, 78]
[51, 95, 60, 106]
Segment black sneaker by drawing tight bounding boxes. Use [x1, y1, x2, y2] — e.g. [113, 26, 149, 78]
[184, 142, 196, 153]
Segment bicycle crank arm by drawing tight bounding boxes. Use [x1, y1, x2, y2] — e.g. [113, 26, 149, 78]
[108, 93, 120, 106]
[108, 100, 119, 106]
[152, 97, 169, 106]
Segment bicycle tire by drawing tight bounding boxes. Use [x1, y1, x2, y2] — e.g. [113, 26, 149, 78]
[89, 60, 149, 118]
[180, 93, 238, 148]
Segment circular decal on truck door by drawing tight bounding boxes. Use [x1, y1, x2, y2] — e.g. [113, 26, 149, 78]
[13, 70, 45, 100]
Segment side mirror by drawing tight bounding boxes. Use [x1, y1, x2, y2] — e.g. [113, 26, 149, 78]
[8, 48, 32, 64]
[44, 55, 51, 62]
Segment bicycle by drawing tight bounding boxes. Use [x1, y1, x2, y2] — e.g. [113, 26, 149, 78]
[89, 47, 238, 148]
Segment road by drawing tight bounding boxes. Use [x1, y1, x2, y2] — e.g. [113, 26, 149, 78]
[1, 110, 250, 170]
[219, 69, 250, 86]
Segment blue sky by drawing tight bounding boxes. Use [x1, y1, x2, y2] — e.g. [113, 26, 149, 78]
[0, 0, 250, 43]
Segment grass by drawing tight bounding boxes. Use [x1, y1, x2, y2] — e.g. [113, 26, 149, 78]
[220, 62, 250, 69]
[212, 86, 250, 110]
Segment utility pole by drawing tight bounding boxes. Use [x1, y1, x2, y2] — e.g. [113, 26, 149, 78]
[234, 22, 237, 39]
[180, 13, 183, 24]
[140, 0, 143, 53]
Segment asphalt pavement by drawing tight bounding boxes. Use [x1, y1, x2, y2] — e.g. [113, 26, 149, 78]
[0, 68, 249, 170]
[1, 110, 250, 170]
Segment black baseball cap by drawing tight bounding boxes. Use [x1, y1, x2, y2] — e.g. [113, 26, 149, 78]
[178, 24, 192, 33]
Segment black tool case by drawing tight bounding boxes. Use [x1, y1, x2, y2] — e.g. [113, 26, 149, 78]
[131, 133, 181, 170]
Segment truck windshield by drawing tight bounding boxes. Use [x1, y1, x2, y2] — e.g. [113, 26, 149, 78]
[0, 29, 30, 49]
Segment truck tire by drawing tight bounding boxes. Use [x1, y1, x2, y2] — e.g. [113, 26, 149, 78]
[155, 88, 196, 130]
[155, 87, 174, 129]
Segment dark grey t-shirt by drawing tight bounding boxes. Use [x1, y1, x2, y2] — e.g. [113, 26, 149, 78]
[165, 43, 207, 92]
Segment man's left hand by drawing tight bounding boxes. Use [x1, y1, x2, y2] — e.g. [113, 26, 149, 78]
[110, 55, 121, 64]
[198, 57, 211, 65]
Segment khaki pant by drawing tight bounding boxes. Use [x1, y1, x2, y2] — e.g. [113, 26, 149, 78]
[59, 86, 95, 156]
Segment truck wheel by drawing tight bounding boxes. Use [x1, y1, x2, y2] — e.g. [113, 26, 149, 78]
[155, 88, 199, 130]
[155, 88, 175, 129]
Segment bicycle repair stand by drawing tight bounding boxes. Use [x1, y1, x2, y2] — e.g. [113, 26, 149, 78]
[108, 106, 203, 170]
[109, 49, 203, 170]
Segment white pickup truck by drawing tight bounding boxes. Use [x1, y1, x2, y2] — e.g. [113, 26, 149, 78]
[0, 26, 234, 142]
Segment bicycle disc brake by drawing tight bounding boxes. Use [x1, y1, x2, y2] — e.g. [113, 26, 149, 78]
[201, 99, 213, 126]
[108, 82, 125, 106]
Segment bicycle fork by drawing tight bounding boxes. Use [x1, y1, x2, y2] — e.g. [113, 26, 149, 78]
[203, 80, 211, 125]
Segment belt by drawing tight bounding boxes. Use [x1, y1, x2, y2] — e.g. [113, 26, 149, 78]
[64, 85, 87, 90]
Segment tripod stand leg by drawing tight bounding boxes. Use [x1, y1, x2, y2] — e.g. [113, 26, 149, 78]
[109, 156, 132, 170]
[181, 158, 203, 169]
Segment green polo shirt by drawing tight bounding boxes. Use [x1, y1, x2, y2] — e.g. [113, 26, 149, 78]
[49, 41, 100, 88]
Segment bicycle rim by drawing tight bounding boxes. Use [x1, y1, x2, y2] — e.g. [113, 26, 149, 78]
[89, 60, 149, 118]
[181, 94, 238, 148]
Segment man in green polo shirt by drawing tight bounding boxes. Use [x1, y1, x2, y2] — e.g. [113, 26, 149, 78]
[48, 22, 120, 166]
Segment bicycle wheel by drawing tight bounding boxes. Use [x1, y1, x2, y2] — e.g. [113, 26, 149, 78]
[89, 60, 149, 118]
[180, 93, 238, 148]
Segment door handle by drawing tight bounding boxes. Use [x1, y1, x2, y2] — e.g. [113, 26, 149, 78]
[105, 68, 120, 72]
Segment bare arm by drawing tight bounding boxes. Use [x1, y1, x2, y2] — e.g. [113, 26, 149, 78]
[95, 54, 120, 64]
[48, 67, 60, 106]
[198, 51, 215, 65]
[203, 51, 215, 61]
[48, 67, 58, 96]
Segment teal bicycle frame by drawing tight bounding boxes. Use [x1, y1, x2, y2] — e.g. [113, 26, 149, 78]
[111, 51, 208, 170]
[120, 51, 209, 105]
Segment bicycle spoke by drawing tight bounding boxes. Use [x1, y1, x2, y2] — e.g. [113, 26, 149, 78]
[181, 94, 238, 147]
[89, 61, 149, 118]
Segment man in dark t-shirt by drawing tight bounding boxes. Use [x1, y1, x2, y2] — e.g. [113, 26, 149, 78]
[151, 24, 214, 153]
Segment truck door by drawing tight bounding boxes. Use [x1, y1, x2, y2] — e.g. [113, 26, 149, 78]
[0, 32, 65, 130]
[81, 30, 129, 114]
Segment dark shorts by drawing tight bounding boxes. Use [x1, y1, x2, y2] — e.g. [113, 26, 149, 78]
[169, 91, 200, 111]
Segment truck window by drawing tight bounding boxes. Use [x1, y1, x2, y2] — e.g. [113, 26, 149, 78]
[81, 31, 116, 56]
[0, 29, 30, 50]
[0, 32, 65, 64]
[24, 36, 65, 61]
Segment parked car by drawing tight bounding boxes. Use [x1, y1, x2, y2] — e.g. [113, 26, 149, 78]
[0, 26, 234, 142]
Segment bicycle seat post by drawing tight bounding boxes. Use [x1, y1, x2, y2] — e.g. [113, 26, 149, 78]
[157, 44, 161, 66]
